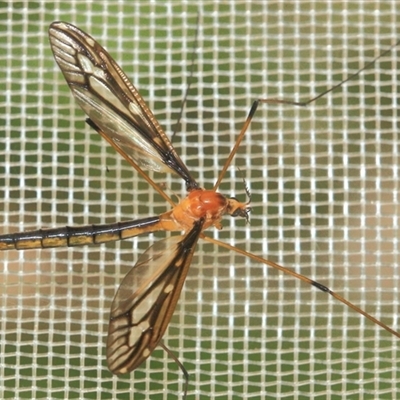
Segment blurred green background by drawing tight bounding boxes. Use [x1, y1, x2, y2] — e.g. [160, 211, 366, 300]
[0, 1, 400, 399]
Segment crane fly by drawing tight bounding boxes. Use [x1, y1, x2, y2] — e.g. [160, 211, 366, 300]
[1, 21, 400, 397]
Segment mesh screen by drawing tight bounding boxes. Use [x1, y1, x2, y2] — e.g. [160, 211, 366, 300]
[1, 1, 400, 399]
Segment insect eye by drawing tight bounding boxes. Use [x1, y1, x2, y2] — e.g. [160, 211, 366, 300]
[231, 208, 243, 217]
[230, 207, 250, 221]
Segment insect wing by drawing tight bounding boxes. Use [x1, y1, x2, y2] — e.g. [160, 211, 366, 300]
[48, 21, 197, 189]
[107, 219, 204, 374]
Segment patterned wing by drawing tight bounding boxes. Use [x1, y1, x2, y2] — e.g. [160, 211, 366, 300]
[48, 21, 198, 190]
[107, 219, 204, 374]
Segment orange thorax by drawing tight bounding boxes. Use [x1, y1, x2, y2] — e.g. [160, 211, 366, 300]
[159, 189, 247, 232]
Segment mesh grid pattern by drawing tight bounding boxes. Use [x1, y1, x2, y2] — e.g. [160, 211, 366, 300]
[1, 1, 400, 399]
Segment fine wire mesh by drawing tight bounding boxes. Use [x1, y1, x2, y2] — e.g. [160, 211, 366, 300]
[0, 1, 400, 399]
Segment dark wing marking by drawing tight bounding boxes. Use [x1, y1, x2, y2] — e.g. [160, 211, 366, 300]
[107, 219, 204, 374]
[48, 21, 198, 190]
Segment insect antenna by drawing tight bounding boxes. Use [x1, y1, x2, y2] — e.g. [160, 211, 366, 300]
[236, 167, 252, 204]
[213, 39, 400, 191]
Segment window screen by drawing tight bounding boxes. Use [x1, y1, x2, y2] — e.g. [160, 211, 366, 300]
[1, 1, 399, 399]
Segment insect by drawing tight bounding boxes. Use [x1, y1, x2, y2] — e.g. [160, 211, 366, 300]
[1, 21, 399, 398]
